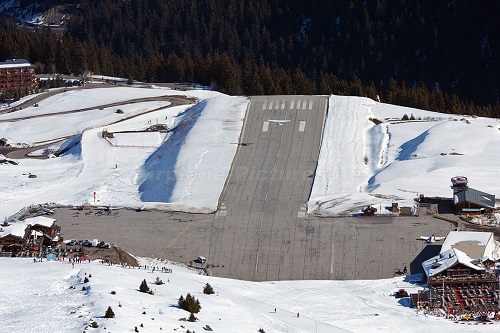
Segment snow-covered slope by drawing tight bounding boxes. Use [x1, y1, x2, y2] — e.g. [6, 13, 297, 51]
[308, 96, 500, 216]
[0, 87, 247, 220]
[138, 96, 248, 212]
[2, 257, 491, 333]
[2, 89, 499, 220]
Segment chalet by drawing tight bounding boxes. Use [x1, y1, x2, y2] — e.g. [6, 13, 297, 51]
[23, 216, 60, 246]
[0, 59, 37, 96]
[0, 222, 32, 251]
[0, 216, 59, 253]
[421, 231, 500, 315]
[362, 206, 377, 216]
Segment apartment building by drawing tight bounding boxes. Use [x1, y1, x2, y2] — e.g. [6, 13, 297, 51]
[0, 59, 37, 95]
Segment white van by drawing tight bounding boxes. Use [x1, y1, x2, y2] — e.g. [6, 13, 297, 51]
[195, 256, 206, 264]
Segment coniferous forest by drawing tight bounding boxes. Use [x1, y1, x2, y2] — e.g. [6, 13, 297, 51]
[0, 0, 499, 117]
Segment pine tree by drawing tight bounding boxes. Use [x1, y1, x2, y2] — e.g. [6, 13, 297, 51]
[105, 306, 115, 318]
[203, 283, 214, 295]
[178, 293, 201, 313]
[154, 276, 164, 285]
[139, 279, 150, 293]
[188, 312, 197, 322]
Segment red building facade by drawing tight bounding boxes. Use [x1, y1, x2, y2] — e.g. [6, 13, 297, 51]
[0, 59, 37, 96]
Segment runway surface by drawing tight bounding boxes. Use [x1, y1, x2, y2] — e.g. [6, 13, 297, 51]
[52, 95, 456, 281]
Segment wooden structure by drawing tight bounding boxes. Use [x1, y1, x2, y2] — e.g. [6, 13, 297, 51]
[399, 207, 413, 216]
[362, 206, 377, 216]
[0, 228, 30, 251]
[422, 236, 500, 316]
[0, 216, 59, 253]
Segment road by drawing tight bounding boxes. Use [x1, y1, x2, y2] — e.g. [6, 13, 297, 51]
[0, 84, 196, 159]
[51, 95, 456, 281]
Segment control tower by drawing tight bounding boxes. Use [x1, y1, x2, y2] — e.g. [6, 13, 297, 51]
[451, 176, 468, 194]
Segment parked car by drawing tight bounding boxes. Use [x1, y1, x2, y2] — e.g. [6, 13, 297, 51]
[97, 241, 111, 249]
[194, 256, 206, 264]
[476, 314, 490, 322]
[461, 314, 474, 321]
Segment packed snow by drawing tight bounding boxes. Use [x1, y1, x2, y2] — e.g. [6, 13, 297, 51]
[2, 257, 495, 333]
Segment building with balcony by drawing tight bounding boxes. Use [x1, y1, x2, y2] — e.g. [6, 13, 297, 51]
[0, 59, 37, 96]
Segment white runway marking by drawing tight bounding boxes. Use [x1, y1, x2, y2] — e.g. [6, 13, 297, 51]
[262, 121, 269, 132]
[309, 100, 313, 109]
[290, 100, 295, 109]
[268, 101, 273, 110]
[302, 100, 307, 109]
[299, 121, 306, 132]
[281, 101, 285, 109]
[296, 100, 301, 109]
[262, 101, 267, 110]
[275, 101, 279, 109]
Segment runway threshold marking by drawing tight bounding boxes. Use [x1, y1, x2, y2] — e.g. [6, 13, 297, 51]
[296, 100, 301, 109]
[268, 101, 273, 110]
[298, 121, 306, 132]
[262, 101, 267, 110]
[262, 121, 269, 132]
[302, 100, 307, 109]
[308, 100, 313, 109]
[290, 100, 295, 109]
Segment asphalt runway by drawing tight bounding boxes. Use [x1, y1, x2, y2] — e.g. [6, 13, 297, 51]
[52, 95, 456, 281]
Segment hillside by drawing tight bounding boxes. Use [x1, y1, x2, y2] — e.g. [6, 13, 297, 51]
[1, 86, 500, 220]
[0, 0, 499, 114]
[2, 257, 495, 333]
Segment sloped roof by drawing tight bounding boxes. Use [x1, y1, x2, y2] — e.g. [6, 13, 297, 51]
[0, 59, 34, 69]
[422, 248, 485, 277]
[0, 222, 29, 238]
[23, 216, 56, 227]
[0, 216, 55, 239]
[454, 187, 495, 209]
[441, 231, 493, 256]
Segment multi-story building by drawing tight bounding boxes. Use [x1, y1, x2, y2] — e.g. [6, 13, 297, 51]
[0, 59, 37, 96]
